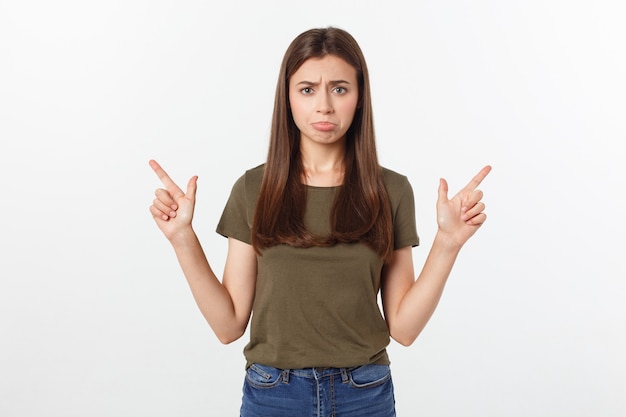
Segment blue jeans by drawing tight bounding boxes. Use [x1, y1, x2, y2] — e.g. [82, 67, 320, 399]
[240, 363, 396, 417]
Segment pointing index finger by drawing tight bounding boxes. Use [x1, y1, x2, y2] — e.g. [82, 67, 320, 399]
[463, 165, 492, 192]
[149, 159, 184, 197]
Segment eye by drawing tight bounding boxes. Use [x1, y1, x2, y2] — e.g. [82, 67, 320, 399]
[333, 86, 347, 94]
[301, 87, 314, 95]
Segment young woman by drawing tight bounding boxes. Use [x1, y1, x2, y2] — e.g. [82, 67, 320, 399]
[149, 27, 490, 417]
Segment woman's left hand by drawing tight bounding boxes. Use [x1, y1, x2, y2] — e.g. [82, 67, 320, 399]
[436, 165, 492, 248]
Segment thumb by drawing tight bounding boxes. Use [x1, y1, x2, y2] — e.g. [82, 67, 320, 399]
[437, 178, 449, 204]
[186, 176, 198, 200]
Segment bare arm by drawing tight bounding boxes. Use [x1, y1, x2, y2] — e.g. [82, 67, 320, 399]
[149, 160, 256, 344]
[382, 166, 491, 346]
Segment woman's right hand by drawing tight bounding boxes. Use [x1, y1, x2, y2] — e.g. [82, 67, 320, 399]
[149, 159, 198, 242]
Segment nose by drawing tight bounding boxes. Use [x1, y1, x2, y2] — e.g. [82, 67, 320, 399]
[316, 92, 334, 114]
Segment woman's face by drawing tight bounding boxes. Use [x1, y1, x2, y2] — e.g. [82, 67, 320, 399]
[288, 55, 359, 149]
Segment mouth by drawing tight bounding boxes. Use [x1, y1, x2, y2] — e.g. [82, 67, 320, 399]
[311, 122, 336, 132]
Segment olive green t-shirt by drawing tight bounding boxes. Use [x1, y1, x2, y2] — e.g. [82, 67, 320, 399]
[216, 164, 419, 369]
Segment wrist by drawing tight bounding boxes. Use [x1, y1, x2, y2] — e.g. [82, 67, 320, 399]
[433, 230, 464, 254]
[168, 226, 197, 247]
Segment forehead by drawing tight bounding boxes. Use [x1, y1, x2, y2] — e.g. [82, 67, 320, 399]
[290, 55, 357, 83]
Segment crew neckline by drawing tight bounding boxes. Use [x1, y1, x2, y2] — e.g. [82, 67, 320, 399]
[305, 184, 342, 190]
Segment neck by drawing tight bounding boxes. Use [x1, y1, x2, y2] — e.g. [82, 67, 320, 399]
[300, 142, 345, 187]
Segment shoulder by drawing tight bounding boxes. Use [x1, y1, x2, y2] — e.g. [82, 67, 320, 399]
[242, 163, 265, 187]
[381, 166, 415, 213]
[230, 163, 265, 200]
[381, 167, 412, 194]
[243, 163, 265, 183]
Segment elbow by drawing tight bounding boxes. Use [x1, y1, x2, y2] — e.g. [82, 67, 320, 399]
[392, 333, 418, 347]
[217, 334, 237, 345]
[214, 326, 246, 345]
[389, 326, 420, 347]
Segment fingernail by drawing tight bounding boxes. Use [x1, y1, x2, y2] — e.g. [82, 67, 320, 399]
[169, 211, 176, 217]
[171, 205, 178, 210]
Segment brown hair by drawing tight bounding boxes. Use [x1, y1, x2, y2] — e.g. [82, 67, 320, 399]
[251, 27, 394, 261]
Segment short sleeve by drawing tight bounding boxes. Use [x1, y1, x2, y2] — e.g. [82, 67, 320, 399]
[383, 168, 419, 249]
[215, 165, 264, 244]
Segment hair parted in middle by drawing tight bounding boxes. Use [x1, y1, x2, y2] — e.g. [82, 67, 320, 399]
[252, 27, 394, 261]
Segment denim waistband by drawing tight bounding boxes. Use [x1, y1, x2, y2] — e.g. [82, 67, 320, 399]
[241, 363, 396, 416]
[289, 366, 352, 380]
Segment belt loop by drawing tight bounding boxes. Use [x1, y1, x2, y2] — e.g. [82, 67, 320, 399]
[340, 368, 349, 383]
[282, 369, 290, 384]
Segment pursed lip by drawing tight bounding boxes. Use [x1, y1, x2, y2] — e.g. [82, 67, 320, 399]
[311, 121, 337, 131]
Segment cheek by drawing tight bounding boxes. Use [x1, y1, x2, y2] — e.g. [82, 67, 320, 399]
[289, 98, 307, 123]
[338, 99, 358, 120]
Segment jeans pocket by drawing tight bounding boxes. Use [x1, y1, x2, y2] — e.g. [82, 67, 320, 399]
[245, 363, 285, 389]
[348, 364, 392, 389]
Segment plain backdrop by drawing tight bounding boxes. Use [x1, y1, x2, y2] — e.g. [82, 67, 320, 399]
[1, 0, 625, 416]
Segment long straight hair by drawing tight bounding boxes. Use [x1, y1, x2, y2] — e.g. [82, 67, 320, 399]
[251, 27, 394, 261]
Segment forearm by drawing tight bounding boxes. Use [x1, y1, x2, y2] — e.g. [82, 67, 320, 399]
[392, 232, 462, 345]
[169, 229, 244, 343]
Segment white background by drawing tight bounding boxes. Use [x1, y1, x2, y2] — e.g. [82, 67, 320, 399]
[1, 0, 625, 416]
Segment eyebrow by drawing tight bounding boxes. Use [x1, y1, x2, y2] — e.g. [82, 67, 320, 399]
[295, 79, 352, 86]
